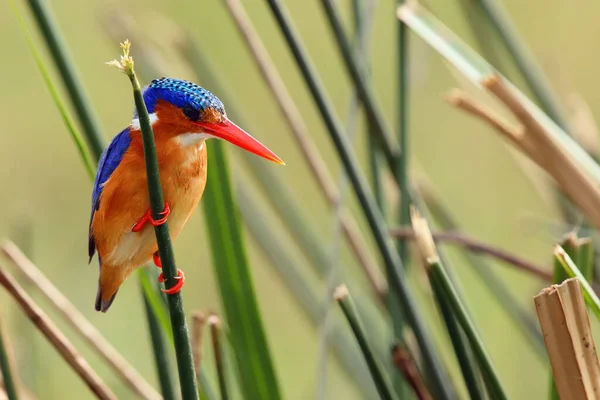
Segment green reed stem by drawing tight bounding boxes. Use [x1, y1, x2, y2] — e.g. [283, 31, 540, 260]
[430, 283, 485, 400]
[111, 44, 198, 400]
[318, 0, 400, 173]
[0, 322, 18, 400]
[142, 280, 177, 400]
[264, 2, 453, 398]
[335, 286, 396, 400]
[25, 0, 106, 161]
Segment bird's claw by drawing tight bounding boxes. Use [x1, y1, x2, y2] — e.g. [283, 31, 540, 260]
[161, 269, 185, 295]
[152, 250, 184, 294]
[132, 202, 171, 232]
[153, 252, 162, 268]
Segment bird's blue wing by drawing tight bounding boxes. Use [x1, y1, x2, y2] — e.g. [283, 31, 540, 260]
[88, 127, 132, 262]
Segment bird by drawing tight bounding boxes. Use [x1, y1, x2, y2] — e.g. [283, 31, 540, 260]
[88, 77, 284, 312]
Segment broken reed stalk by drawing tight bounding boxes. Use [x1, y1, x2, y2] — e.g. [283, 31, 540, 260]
[208, 316, 229, 400]
[1, 241, 161, 400]
[222, 0, 386, 299]
[444, 90, 545, 169]
[389, 227, 551, 281]
[410, 208, 507, 400]
[470, 75, 600, 231]
[391, 344, 432, 400]
[534, 278, 600, 398]
[334, 285, 395, 400]
[191, 312, 206, 378]
[0, 265, 116, 400]
[107, 40, 198, 399]
[0, 322, 17, 400]
[554, 246, 600, 320]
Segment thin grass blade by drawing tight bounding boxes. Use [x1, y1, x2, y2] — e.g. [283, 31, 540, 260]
[554, 246, 600, 320]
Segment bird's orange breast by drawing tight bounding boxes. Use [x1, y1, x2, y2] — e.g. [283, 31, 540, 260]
[91, 126, 208, 271]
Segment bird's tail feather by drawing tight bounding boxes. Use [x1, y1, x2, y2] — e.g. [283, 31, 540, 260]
[95, 285, 118, 312]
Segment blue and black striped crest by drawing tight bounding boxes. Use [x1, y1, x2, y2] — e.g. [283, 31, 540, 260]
[139, 77, 225, 116]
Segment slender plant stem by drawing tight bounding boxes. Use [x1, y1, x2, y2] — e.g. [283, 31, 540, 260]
[335, 286, 396, 400]
[1, 241, 162, 400]
[316, 0, 376, 396]
[236, 181, 380, 399]
[263, 2, 453, 398]
[191, 312, 206, 379]
[220, 0, 385, 297]
[396, 0, 411, 266]
[0, 265, 116, 400]
[142, 283, 177, 400]
[208, 317, 229, 400]
[391, 344, 432, 400]
[476, 0, 569, 131]
[0, 322, 18, 400]
[431, 269, 507, 400]
[109, 42, 198, 399]
[9, 0, 95, 179]
[318, 0, 400, 172]
[389, 228, 551, 281]
[429, 274, 485, 400]
[25, 0, 106, 160]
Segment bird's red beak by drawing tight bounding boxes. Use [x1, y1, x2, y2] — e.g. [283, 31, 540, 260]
[197, 118, 285, 165]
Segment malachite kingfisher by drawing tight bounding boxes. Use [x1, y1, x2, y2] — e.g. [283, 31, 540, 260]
[88, 77, 284, 312]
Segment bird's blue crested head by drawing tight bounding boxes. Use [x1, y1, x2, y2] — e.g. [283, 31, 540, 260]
[138, 77, 226, 123]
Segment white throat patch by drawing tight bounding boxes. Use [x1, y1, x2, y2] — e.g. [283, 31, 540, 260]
[131, 113, 159, 130]
[176, 133, 214, 147]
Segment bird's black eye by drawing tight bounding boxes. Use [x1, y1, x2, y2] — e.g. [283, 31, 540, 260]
[182, 105, 200, 121]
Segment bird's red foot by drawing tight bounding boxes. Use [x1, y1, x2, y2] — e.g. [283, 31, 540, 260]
[153, 252, 162, 268]
[153, 252, 184, 294]
[160, 269, 185, 295]
[132, 202, 171, 232]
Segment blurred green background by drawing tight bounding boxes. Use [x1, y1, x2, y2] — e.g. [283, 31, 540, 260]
[1, 0, 598, 399]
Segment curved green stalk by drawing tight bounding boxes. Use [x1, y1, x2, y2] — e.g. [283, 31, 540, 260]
[263, 2, 454, 399]
[25, 0, 106, 161]
[108, 41, 199, 400]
